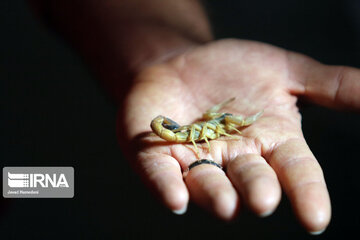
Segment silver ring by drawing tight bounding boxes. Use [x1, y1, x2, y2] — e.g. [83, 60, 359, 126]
[183, 159, 223, 177]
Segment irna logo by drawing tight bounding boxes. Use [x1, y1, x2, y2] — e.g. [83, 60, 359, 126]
[8, 172, 69, 188]
[3, 167, 74, 198]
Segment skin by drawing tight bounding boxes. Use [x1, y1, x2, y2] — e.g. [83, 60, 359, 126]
[123, 39, 360, 233]
[30, 0, 360, 234]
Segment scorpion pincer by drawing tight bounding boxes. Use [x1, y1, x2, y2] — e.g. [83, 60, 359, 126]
[150, 98, 263, 154]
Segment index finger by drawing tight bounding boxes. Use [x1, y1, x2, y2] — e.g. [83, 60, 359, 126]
[136, 151, 189, 214]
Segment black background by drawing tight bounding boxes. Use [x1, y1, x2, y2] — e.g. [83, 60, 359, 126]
[1, 0, 360, 239]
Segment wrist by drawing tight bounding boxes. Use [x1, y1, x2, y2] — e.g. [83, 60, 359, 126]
[30, 0, 213, 102]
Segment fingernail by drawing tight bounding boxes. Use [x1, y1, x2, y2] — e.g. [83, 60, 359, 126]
[309, 229, 326, 235]
[258, 209, 274, 218]
[172, 205, 187, 215]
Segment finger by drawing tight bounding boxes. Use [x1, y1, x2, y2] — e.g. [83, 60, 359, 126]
[137, 152, 189, 214]
[287, 51, 360, 110]
[227, 154, 281, 217]
[184, 162, 239, 220]
[269, 138, 331, 233]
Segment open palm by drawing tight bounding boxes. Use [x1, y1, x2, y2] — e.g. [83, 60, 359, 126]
[118, 39, 359, 233]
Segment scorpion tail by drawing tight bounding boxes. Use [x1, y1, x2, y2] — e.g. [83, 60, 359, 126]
[150, 115, 188, 142]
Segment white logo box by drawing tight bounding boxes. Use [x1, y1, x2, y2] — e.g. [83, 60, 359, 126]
[3, 167, 74, 198]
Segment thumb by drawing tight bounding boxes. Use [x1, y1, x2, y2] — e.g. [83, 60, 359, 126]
[287, 51, 360, 110]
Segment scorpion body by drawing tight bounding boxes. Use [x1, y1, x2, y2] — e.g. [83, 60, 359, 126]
[150, 98, 262, 153]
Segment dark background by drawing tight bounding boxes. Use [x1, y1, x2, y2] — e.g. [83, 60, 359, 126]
[1, 0, 359, 239]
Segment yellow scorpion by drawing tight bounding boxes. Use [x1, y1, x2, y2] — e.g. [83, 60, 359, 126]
[150, 98, 263, 154]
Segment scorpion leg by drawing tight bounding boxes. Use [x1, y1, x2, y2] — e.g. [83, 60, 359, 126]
[203, 97, 236, 120]
[199, 123, 212, 151]
[215, 124, 241, 139]
[189, 125, 199, 154]
[227, 124, 243, 135]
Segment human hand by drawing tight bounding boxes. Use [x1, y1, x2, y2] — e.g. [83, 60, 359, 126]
[118, 39, 360, 233]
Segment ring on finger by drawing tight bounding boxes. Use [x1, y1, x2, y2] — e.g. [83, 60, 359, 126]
[183, 159, 223, 177]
